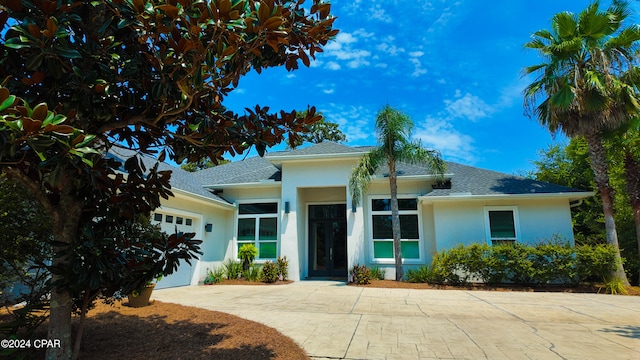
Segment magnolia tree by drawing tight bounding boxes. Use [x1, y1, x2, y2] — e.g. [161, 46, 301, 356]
[0, 1, 337, 359]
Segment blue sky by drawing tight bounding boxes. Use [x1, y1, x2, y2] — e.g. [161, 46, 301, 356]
[223, 0, 640, 175]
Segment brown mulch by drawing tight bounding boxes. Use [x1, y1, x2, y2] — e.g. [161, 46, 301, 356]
[1, 300, 309, 360]
[353, 279, 640, 295]
[2, 280, 638, 359]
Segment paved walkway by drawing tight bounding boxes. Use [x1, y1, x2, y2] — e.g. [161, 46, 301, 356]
[154, 281, 640, 360]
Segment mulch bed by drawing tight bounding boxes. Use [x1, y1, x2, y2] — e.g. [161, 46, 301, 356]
[1, 300, 308, 360]
[352, 279, 640, 295]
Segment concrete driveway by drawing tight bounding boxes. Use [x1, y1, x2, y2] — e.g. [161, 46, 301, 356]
[154, 281, 640, 360]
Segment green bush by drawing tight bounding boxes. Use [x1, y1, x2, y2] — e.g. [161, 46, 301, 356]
[261, 261, 279, 283]
[242, 264, 262, 282]
[223, 258, 242, 280]
[238, 244, 258, 270]
[276, 256, 289, 281]
[576, 244, 618, 282]
[406, 265, 435, 283]
[203, 267, 224, 285]
[429, 242, 619, 286]
[369, 266, 386, 280]
[349, 264, 371, 285]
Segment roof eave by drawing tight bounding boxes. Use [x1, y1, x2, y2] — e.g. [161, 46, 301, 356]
[267, 152, 367, 168]
[172, 188, 236, 210]
[203, 181, 282, 189]
[419, 191, 595, 203]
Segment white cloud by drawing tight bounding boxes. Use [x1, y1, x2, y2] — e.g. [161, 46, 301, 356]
[322, 31, 372, 69]
[325, 61, 341, 70]
[317, 83, 336, 95]
[414, 117, 477, 164]
[445, 92, 494, 121]
[285, 73, 296, 79]
[409, 58, 427, 77]
[409, 51, 424, 57]
[321, 104, 376, 142]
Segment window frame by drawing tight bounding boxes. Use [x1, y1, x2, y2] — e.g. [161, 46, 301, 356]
[235, 200, 280, 261]
[368, 195, 423, 264]
[483, 206, 521, 245]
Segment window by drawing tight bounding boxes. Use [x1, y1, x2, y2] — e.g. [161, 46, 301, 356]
[370, 197, 421, 261]
[165, 215, 173, 223]
[185, 218, 192, 226]
[176, 217, 183, 225]
[237, 202, 278, 260]
[153, 213, 163, 222]
[484, 207, 519, 245]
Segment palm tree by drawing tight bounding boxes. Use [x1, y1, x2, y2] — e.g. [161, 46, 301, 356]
[349, 105, 445, 281]
[523, 0, 640, 286]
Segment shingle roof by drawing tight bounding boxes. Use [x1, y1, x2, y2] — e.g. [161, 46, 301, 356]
[267, 141, 368, 157]
[107, 148, 230, 204]
[425, 162, 588, 197]
[196, 142, 589, 197]
[194, 156, 280, 185]
[109, 142, 590, 200]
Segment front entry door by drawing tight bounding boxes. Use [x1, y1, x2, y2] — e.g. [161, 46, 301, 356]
[308, 204, 347, 278]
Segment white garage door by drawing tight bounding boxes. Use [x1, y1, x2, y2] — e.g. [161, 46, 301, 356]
[151, 211, 200, 289]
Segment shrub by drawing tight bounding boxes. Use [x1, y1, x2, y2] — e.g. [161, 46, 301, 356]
[238, 244, 258, 271]
[276, 256, 289, 281]
[369, 266, 386, 280]
[576, 244, 618, 282]
[428, 242, 619, 286]
[349, 264, 371, 285]
[223, 258, 242, 280]
[242, 264, 262, 282]
[406, 265, 435, 283]
[203, 267, 224, 285]
[261, 261, 279, 283]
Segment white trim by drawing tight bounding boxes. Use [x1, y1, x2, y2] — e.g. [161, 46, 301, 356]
[171, 188, 236, 210]
[233, 199, 281, 261]
[483, 206, 521, 244]
[420, 192, 594, 203]
[203, 182, 281, 189]
[367, 195, 424, 265]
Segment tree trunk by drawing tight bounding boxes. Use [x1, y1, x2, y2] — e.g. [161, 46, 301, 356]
[47, 194, 83, 360]
[623, 151, 640, 284]
[584, 132, 630, 286]
[388, 158, 404, 281]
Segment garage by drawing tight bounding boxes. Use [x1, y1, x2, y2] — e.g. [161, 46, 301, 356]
[150, 210, 201, 289]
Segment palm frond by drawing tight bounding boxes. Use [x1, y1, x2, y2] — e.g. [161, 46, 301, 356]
[348, 148, 385, 207]
[397, 142, 447, 181]
[553, 11, 578, 39]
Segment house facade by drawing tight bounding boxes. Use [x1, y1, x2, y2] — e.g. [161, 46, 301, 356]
[129, 142, 592, 287]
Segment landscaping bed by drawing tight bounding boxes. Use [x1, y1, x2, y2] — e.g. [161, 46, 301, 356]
[1, 300, 308, 360]
[352, 279, 640, 295]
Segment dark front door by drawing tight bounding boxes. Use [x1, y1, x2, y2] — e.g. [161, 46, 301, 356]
[308, 204, 347, 278]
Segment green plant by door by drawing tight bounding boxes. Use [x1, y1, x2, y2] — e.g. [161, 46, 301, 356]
[238, 244, 258, 271]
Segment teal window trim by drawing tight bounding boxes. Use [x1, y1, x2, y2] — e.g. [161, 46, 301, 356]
[368, 196, 423, 263]
[236, 201, 280, 260]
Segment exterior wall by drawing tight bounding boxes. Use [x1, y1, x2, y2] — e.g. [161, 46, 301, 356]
[361, 180, 434, 280]
[280, 159, 363, 280]
[160, 165, 579, 285]
[432, 198, 575, 252]
[155, 192, 233, 286]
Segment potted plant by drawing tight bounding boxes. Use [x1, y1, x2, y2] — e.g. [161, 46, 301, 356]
[127, 275, 162, 308]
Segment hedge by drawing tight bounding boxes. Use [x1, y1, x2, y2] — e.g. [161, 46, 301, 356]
[406, 243, 618, 286]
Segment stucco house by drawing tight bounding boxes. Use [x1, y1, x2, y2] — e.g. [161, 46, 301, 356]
[115, 142, 592, 288]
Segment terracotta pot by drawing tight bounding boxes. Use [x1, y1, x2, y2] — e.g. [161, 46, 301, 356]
[127, 284, 155, 307]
